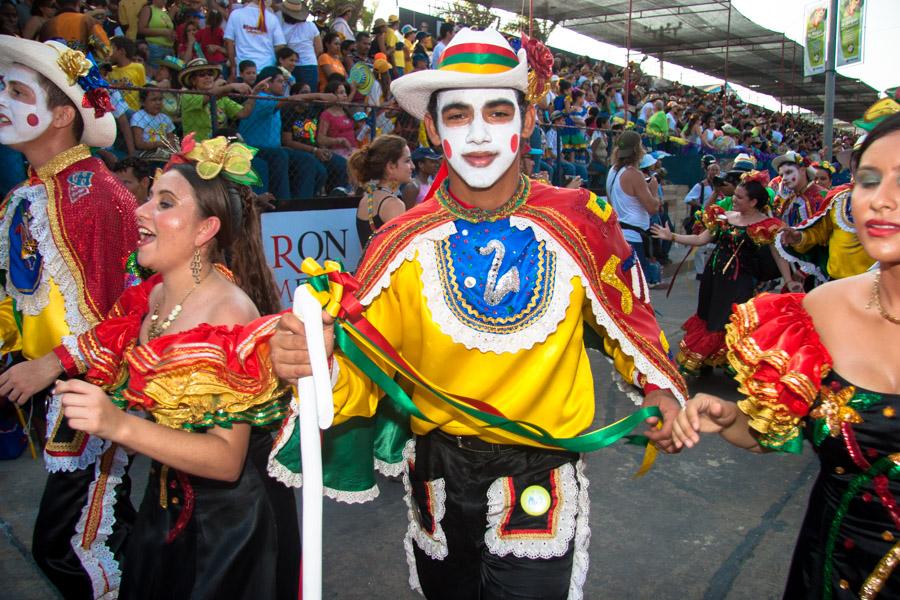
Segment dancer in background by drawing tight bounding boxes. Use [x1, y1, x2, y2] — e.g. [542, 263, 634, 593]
[0, 36, 138, 599]
[651, 171, 798, 376]
[672, 112, 900, 600]
[12, 137, 299, 599]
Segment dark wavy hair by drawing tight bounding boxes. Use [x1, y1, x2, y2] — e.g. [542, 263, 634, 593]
[737, 180, 770, 210]
[169, 164, 282, 315]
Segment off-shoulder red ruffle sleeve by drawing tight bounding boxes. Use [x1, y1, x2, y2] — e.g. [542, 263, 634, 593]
[53, 275, 159, 381]
[119, 314, 286, 430]
[702, 203, 726, 234]
[725, 293, 833, 452]
[746, 217, 784, 246]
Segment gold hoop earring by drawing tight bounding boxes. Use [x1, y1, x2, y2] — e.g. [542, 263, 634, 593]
[191, 248, 202, 284]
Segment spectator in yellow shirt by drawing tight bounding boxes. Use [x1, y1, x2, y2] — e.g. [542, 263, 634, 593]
[386, 15, 403, 75]
[118, 0, 145, 40]
[108, 35, 147, 111]
[401, 24, 416, 73]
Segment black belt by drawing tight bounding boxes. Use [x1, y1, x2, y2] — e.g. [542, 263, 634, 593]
[430, 429, 509, 453]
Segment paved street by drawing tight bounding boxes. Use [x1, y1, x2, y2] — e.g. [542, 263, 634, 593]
[0, 244, 817, 599]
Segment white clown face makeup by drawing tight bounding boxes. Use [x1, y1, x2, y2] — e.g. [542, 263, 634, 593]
[0, 64, 54, 146]
[778, 164, 803, 191]
[435, 88, 522, 189]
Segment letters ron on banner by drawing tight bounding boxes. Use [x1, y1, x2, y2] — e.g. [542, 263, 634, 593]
[262, 201, 363, 308]
[804, 1, 828, 77]
[837, 0, 865, 67]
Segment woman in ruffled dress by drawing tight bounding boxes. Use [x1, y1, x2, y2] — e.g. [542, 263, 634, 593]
[4, 136, 299, 599]
[651, 171, 800, 375]
[672, 113, 900, 599]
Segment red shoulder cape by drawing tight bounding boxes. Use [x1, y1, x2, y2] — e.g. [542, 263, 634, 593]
[355, 179, 687, 400]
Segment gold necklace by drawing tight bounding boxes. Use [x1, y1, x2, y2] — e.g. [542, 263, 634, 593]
[866, 270, 900, 325]
[147, 269, 209, 340]
[436, 174, 530, 222]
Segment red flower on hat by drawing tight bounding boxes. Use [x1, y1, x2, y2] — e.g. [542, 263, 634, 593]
[521, 33, 553, 104]
[82, 88, 114, 118]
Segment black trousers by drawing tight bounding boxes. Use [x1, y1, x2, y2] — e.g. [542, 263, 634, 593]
[32, 393, 135, 600]
[406, 431, 587, 600]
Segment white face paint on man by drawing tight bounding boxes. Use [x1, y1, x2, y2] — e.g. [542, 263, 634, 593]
[435, 88, 522, 189]
[778, 164, 805, 192]
[0, 64, 54, 146]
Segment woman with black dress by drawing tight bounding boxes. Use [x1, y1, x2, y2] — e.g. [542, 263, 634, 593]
[672, 112, 900, 599]
[351, 134, 413, 247]
[7, 136, 300, 599]
[651, 171, 799, 375]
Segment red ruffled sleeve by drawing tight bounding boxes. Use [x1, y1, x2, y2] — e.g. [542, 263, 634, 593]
[725, 293, 833, 453]
[54, 275, 159, 382]
[120, 313, 286, 430]
[747, 217, 784, 246]
[702, 204, 726, 234]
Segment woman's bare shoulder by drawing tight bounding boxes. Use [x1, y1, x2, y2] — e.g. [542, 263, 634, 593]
[802, 272, 874, 326]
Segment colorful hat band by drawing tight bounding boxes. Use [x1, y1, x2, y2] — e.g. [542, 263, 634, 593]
[437, 42, 519, 74]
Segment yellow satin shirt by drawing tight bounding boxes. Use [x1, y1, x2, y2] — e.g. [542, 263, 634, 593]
[332, 255, 641, 447]
[793, 191, 874, 279]
[0, 282, 72, 359]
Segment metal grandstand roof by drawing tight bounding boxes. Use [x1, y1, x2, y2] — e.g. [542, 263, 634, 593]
[484, 0, 877, 120]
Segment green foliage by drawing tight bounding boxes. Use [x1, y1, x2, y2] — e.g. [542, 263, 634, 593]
[500, 15, 557, 43]
[441, 0, 499, 30]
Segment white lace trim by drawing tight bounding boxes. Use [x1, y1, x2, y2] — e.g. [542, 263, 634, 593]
[568, 459, 591, 600]
[70, 443, 127, 599]
[43, 393, 105, 472]
[484, 462, 578, 559]
[0, 183, 90, 334]
[267, 397, 303, 488]
[374, 457, 405, 478]
[519, 218, 686, 405]
[774, 230, 828, 284]
[402, 439, 448, 561]
[404, 526, 423, 595]
[61, 335, 84, 371]
[323, 484, 380, 504]
[831, 190, 856, 234]
[416, 222, 576, 354]
[359, 223, 458, 307]
[400, 438, 425, 595]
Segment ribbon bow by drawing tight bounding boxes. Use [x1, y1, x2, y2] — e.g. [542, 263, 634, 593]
[167, 133, 262, 186]
[740, 169, 771, 186]
[812, 160, 836, 175]
[301, 258, 347, 318]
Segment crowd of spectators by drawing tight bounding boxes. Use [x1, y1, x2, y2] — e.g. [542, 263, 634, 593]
[0, 0, 859, 201]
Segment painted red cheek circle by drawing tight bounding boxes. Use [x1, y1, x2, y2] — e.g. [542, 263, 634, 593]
[510, 134, 519, 153]
[442, 140, 453, 159]
[27, 113, 40, 127]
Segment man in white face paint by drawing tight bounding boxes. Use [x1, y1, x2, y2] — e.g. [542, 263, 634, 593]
[771, 150, 827, 227]
[269, 28, 686, 599]
[0, 36, 139, 599]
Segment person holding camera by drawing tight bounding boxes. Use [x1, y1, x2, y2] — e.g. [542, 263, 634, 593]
[606, 130, 660, 282]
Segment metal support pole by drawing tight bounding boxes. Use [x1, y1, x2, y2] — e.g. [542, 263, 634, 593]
[722, 0, 732, 109]
[790, 42, 797, 113]
[779, 33, 786, 113]
[624, 0, 633, 123]
[823, 0, 839, 161]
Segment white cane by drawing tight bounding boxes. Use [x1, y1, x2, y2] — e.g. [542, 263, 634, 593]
[293, 284, 335, 600]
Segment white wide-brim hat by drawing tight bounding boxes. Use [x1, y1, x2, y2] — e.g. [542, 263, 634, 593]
[0, 36, 116, 148]
[391, 28, 528, 121]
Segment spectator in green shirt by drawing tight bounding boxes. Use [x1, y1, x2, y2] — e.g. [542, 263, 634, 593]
[178, 57, 269, 141]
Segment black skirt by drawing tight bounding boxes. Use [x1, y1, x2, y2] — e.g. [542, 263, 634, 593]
[119, 428, 299, 600]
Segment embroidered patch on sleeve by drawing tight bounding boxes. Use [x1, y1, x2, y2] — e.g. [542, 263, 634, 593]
[586, 192, 612, 222]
